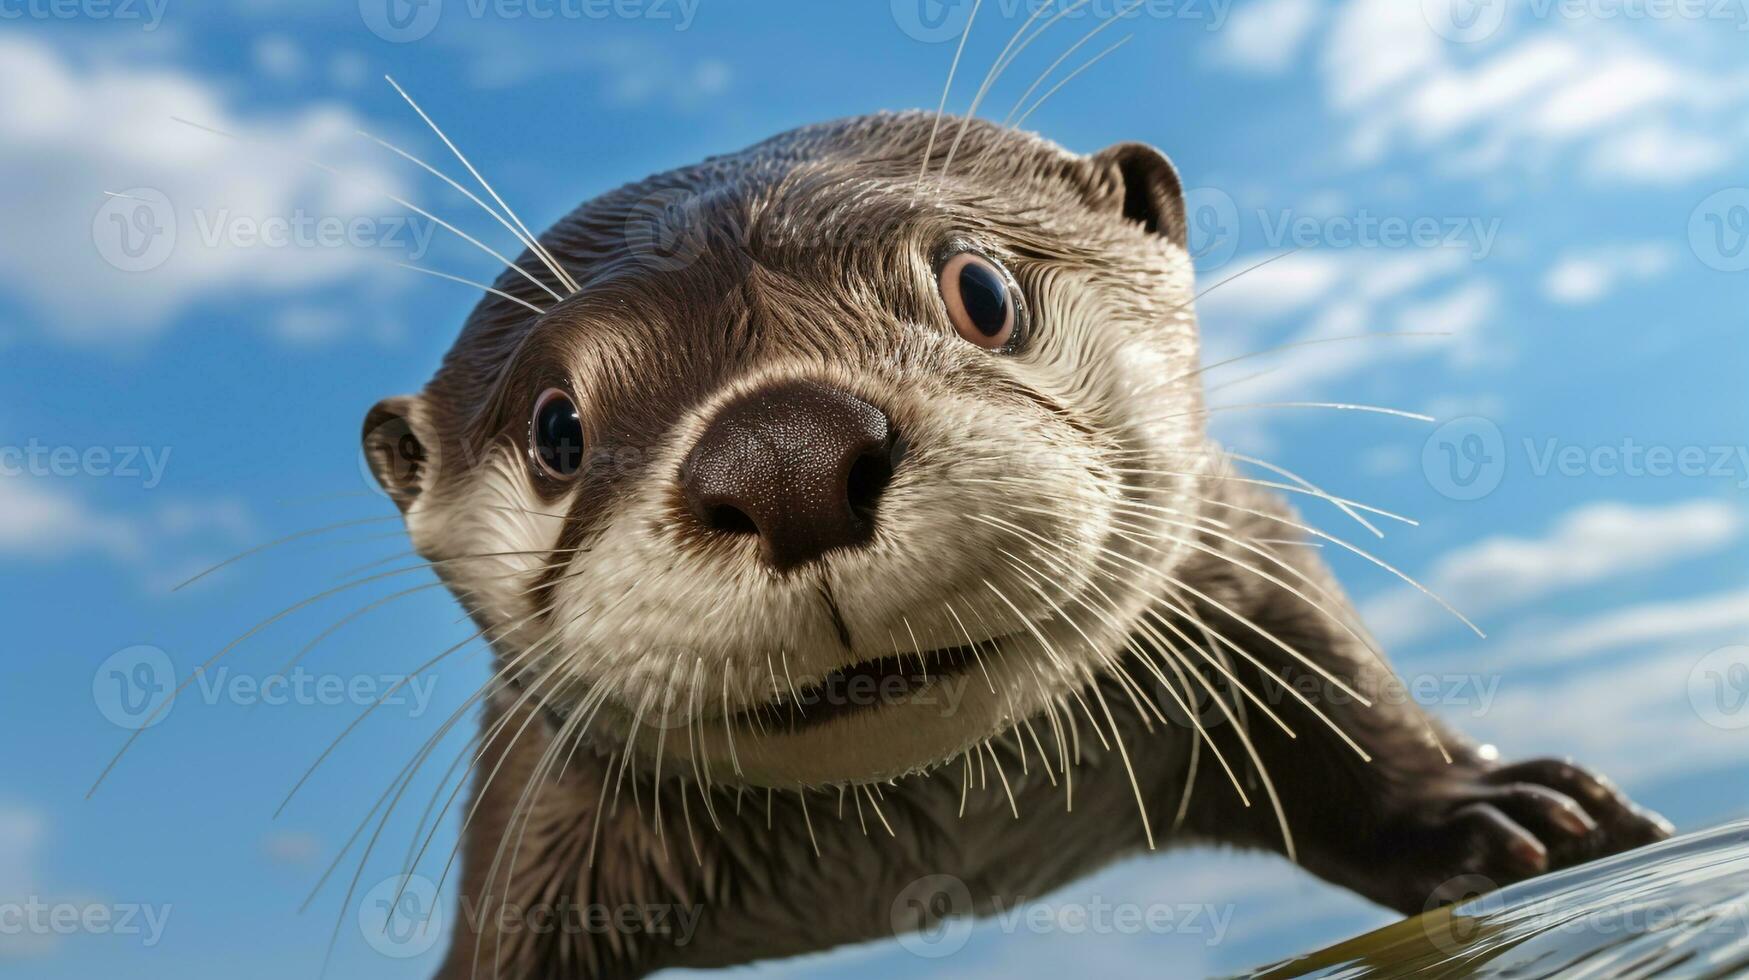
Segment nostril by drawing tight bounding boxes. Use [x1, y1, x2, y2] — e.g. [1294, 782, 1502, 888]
[846, 431, 903, 523]
[702, 501, 758, 536]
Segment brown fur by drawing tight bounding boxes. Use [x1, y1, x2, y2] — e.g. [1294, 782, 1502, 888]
[362, 112, 1671, 978]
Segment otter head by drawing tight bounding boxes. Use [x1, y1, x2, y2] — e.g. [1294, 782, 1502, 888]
[362, 113, 1206, 788]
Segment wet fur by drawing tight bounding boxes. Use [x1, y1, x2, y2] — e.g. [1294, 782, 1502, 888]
[363, 112, 1671, 978]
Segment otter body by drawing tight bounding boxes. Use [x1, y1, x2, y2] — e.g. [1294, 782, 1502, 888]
[362, 113, 1670, 978]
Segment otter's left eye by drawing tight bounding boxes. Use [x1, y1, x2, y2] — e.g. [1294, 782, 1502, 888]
[530, 388, 585, 479]
[939, 251, 1021, 350]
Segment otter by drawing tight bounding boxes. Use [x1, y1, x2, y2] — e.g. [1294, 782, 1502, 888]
[359, 111, 1671, 978]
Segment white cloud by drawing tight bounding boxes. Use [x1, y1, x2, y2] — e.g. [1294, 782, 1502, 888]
[1542, 242, 1678, 305]
[1471, 642, 1744, 786]
[1314, 1, 1749, 183]
[251, 34, 305, 82]
[1213, 0, 1320, 74]
[0, 35, 414, 340]
[1586, 121, 1733, 185]
[1538, 587, 1749, 662]
[0, 475, 255, 587]
[0, 477, 140, 561]
[0, 805, 54, 958]
[1364, 499, 1745, 648]
[1198, 249, 1491, 405]
[261, 831, 322, 866]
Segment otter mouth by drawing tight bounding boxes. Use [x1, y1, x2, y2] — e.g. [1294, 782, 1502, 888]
[739, 635, 1008, 733]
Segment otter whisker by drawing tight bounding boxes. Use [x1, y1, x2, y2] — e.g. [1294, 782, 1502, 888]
[1089, 681, 1155, 849]
[171, 514, 403, 592]
[1170, 401, 1437, 424]
[863, 785, 897, 837]
[687, 658, 724, 831]
[999, 0, 1146, 129]
[797, 789, 819, 858]
[357, 126, 576, 296]
[1198, 495, 1485, 639]
[277, 616, 502, 816]
[941, 0, 1068, 178]
[171, 115, 566, 306]
[585, 753, 616, 869]
[92, 558, 503, 798]
[721, 670, 743, 777]
[1009, 34, 1133, 132]
[383, 76, 580, 295]
[392, 262, 549, 316]
[1218, 450, 1388, 538]
[1180, 330, 1458, 391]
[917, 0, 985, 186]
[942, 598, 997, 693]
[480, 689, 595, 980]
[975, 516, 1259, 803]
[983, 740, 1019, 820]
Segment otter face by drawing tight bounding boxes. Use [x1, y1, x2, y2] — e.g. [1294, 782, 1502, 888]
[363, 114, 1207, 788]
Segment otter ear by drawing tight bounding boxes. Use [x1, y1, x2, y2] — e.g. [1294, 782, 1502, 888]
[362, 395, 433, 512]
[1088, 142, 1187, 247]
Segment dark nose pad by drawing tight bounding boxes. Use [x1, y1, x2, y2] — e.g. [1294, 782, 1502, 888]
[680, 379, 901, 571]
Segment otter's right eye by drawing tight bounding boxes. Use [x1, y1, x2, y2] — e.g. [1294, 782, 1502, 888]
[530, 388, 585, 479]
[938, 250, 1021, 350]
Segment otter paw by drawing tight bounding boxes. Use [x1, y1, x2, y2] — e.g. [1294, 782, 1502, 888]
[1385, 757, 1673, 912]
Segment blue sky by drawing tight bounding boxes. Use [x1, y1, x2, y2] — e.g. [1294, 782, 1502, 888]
[1, 0, 1746, 976]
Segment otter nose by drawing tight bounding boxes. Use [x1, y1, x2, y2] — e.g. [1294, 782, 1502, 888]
[681, 380, 900, 572]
